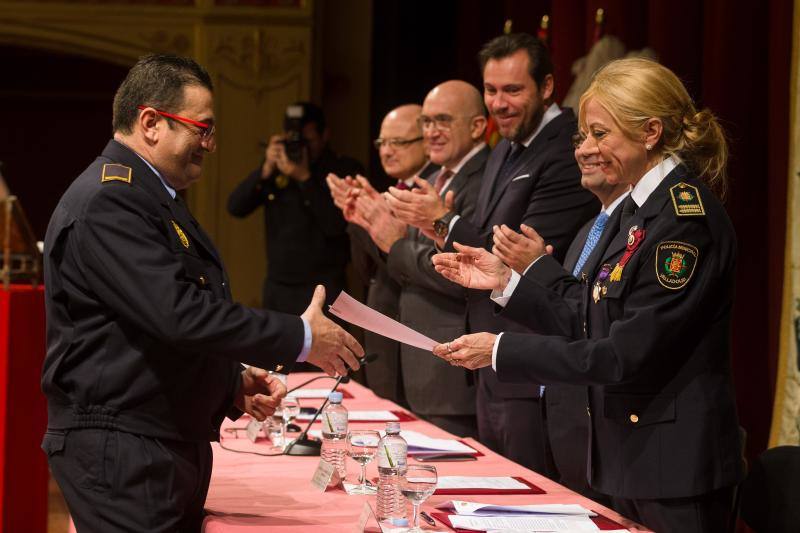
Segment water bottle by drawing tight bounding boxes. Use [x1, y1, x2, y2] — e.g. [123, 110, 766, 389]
[320, 392, 348, 481]
[376, 422, 408, 521]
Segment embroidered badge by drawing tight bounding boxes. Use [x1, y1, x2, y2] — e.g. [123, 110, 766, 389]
[609, 227, 646, 282]
[655, 241, 698, 289]
[669, 182, 705, 216]
[100, 163, 132, 184]
[171, 220, 190, 248]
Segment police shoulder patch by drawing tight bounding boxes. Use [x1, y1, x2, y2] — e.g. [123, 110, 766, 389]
[655, 241, 698, 290]
[669, 182, 705, 216]
[101, 163, 132, 184]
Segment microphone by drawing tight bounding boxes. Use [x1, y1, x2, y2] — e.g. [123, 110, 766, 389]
[284, 353, 378, 456]
[287, 374, 349, 394]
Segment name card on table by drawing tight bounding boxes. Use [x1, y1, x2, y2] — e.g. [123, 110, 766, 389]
[311, 459, 340, 492]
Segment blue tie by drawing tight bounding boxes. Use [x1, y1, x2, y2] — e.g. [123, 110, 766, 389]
[572, 211, 609, 277]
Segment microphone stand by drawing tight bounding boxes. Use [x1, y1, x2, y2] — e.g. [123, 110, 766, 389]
[284, 353, 376, 457]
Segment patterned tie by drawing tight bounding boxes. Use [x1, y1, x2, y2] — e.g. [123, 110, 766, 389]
[434, 169, 453, 195]
[572, 211, 610, 277]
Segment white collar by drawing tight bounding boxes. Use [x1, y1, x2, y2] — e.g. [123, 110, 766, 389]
[630, 155, 679, 207]
[518, 103, 562, 148]
[442, 142, 486, 175]
[132, 151, 176, 199]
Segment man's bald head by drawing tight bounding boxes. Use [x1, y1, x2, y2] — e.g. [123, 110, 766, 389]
[421, 80, 487, 169]
[378, 104, 427, 180]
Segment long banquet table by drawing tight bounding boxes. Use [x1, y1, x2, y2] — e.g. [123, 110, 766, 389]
[202, 373, 652, 532]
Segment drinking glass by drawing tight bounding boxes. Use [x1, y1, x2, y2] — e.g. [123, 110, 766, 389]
[346, 429, 380, 495]
[400, 464, 438, 532]
[281, 397, 300, 446]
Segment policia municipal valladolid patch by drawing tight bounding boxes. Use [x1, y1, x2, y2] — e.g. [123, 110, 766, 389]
[655, 241, 698, 289]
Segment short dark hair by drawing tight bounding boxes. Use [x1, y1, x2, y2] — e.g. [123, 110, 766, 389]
[284, 101, 326, 136]
[478, 33, 553, 87]
[112, 53, 213, 134]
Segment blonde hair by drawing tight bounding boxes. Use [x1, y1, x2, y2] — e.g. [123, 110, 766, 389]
[579, 58, 728, 195]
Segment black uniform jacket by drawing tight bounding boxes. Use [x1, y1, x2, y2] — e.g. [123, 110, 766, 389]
[227, 148, 363, 286]
[496, 164, 744, 499]
[42, 140, 304, 443]
[446, 109, 599, 399]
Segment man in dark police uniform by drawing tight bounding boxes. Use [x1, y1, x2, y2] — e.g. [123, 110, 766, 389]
[40, 54, 363, 532]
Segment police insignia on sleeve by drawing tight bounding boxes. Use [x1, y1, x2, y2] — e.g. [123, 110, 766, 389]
[669, 182, 705, 216]
[655, 241, 698, 289]
[171, 220, 190, 248]
[100, 163, 132, 184]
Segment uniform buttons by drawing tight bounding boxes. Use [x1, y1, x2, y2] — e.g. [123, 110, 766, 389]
[198, 276, 206, 285]
[268, 193, 275, 201]
[629, 414, 639, 424]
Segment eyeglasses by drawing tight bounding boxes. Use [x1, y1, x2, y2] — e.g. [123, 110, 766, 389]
[373, 136, 423, 150]
[137, 105, 216, 147]
[417, 114, 469, 131]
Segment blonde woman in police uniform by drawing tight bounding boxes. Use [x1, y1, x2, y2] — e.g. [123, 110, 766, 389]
[431, 58, 744, 532]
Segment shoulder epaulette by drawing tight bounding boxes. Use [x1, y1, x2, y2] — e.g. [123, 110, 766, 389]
[101, 163, 132, 184]
[669, 182, 705, 216]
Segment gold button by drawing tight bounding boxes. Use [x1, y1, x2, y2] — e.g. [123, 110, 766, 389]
[198, 276, 206, 285]
[630, 414, 639, 424]
[275, 364, 284, 372]
[268, 193, 275, 201]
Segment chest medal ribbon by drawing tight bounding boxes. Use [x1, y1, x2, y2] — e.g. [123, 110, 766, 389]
[609, 226, 646, 282]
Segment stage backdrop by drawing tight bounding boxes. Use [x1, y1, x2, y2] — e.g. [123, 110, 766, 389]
[771, 0, 800, 447]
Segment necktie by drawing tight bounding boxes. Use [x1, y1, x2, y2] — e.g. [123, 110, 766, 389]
[395, 180, 410, 190]
[434, 169, 453, 195]
[572, 211, 609, 277]
[498, 143, 523, 181]
[619, 194, 638, 229]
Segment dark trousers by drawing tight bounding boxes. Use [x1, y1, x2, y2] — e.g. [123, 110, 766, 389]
[476, 379, 548, 473]
[607, 486, 734, 533]
[421, 413, 479, 440]
[42, 429, 213, 533]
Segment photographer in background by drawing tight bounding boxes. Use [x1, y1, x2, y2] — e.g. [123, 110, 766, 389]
[228, 102, 364, 317]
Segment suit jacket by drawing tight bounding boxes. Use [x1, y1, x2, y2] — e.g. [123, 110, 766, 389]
[351, 163, 440, 404]
[500, 207, 623, 492]
[42, 140, 304, 443]
[495, 165, 744, 499]
[446, 108, 599, 399]
[385, 146, 489, 416]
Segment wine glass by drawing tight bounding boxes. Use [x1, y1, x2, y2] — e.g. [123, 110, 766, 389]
[400, 464, 438, 532]
[281, 397, 300, 446]
[347, 429, 380, 495]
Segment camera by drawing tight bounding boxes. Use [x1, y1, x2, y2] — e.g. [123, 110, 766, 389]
[281, 104, 308, 163]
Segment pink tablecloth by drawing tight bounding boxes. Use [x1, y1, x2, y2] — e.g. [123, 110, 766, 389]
[202, 373, 652, 532]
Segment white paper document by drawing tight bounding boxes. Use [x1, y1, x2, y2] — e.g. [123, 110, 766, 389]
[400, 430, 477, 455]
[288, 389, 339, 399]
[449, 514, 599, 531]
[296, 410, 399, 422]
[436, 477, 529, 490]
[444, 501, 596, 517]
[329, 291, 439, 350]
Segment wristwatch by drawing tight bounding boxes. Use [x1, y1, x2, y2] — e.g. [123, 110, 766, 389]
[433, 212, 456, 238]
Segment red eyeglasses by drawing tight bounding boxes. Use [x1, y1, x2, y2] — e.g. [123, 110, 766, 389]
[137, 105, 216, 146]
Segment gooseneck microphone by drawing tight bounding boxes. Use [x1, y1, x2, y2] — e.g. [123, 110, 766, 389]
[284, 353, 378, 456]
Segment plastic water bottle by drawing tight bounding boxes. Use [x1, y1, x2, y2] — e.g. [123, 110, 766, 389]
[376, 422, 408, 521]
[320, 392, 348, 481]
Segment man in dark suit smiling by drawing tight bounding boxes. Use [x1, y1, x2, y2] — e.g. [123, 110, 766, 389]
[386, 34, 598, 473]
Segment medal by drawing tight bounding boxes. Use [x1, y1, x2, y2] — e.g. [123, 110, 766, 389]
[610, 227, 646, 282]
